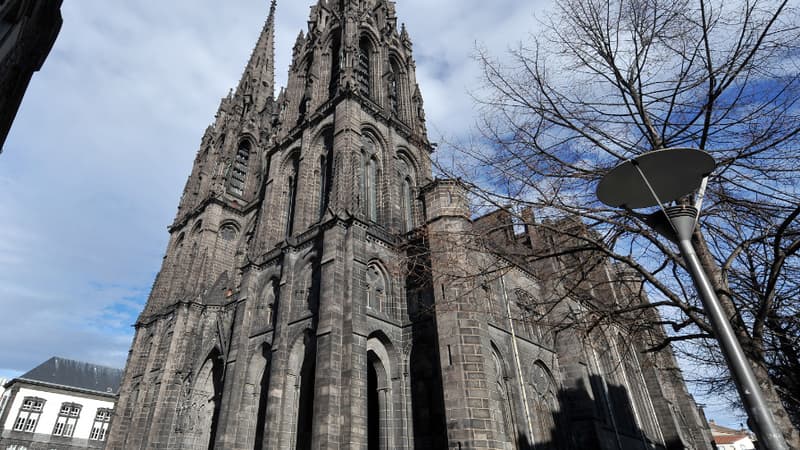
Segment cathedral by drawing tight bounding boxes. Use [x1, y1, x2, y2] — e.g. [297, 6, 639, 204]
[106, 1, 714, 449]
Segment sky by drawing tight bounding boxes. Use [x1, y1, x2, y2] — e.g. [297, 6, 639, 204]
[0, 0, 744, 429]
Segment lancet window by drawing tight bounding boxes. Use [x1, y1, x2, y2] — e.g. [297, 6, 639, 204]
[389, 58, 401, 116]
[319, 129, 334, 219]
[490, 347, 518, 449]
[359, 135, 381, 223]
[366, 263, 388, 312]
[594, 340, 637, 434]
[329, 33, 341, 98]
[185, 351, 224, 450]
[397, 157, 415, 232]
[286, 155, 300, 237]
[529, 362, 561, 449]
[617, 336, 662, 443]
[367, 157, 378, 221]
[357, 37, 372, 98]
[228, 140, 252, 197]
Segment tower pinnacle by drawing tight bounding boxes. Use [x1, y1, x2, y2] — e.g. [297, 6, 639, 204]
[234, 0, 277, 114]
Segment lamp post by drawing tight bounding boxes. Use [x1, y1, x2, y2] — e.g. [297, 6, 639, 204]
[596, 148, 788, 450]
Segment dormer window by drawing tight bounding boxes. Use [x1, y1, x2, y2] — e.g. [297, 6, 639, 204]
[228, 140, 252, 197]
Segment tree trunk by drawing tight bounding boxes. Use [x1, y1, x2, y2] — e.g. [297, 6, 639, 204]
[753, 360, 800, 449]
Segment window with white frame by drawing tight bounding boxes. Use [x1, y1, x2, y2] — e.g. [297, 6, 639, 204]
[52, 403, 81, 437]
[6, 445, 29, 450]
[12, 397, 44, 432]
[89, 408, 112, 441]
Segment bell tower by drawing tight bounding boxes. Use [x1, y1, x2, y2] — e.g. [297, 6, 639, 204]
[108, 1, 445, 448]
[108, 1, 713, 450]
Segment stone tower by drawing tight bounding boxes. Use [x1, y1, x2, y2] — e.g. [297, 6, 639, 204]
[106, 1, 714, 449]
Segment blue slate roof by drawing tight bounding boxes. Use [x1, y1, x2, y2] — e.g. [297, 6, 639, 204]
[17, 357, 123, 395]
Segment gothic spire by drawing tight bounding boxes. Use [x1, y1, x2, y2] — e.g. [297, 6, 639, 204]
[234, 0, 277, 114]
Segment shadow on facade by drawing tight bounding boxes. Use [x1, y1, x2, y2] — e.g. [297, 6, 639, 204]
[511, 375, 683, 450]
[406, 237, 449, 450]
[253, 344, 272, 450]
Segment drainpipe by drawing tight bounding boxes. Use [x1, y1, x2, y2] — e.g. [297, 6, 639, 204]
[500, 274, 535, 445]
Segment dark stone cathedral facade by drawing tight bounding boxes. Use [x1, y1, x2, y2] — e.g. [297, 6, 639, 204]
[106, 1, 715, 449]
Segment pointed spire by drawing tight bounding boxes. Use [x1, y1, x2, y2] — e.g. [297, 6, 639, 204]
[234, 0, 278, 114]
[293, 30, 306, 55]
[400, 23, 411, 48]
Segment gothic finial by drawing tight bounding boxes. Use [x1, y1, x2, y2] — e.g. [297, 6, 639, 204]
[293, 30, 307, 59]
[401, 23, 410, 46]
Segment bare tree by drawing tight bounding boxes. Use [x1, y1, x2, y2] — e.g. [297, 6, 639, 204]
[441, 0, 800, 445]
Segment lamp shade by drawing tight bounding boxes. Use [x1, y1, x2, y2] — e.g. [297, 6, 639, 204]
[596, 148, 715, 209]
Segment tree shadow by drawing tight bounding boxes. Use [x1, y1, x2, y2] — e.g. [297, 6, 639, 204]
[514, 375, 687, 450]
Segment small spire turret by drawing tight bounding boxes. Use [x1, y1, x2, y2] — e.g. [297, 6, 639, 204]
[234, 0, 278, 114]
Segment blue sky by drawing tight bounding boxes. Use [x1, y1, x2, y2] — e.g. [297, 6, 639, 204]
[0, 0, 744, 429]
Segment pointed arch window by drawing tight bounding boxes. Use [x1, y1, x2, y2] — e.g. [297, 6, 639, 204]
[187, 352, 224, 450]
[367, 157, 378, 222]
[174, 232, 186, 250]
[366, 263, 388, 312]
[617, 336, 662, 443]
[529, 362, 562, 449]
[299, 59, 313, 123]
[397, 157, 415, 232]
[228, 140, 252, 197]
[593, 340, 638, 434]
[490, 347, 518, 448]
[401, 178, 412, 231]
[286, 155, 300, 237]
[329, 33, 341, 98]
[360, 135, 380, 223]
[389, 58, 401, 116]
[358, 37, 372, 98]
[319, 129, 334, 219]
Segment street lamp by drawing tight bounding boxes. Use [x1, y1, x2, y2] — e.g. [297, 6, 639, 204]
[596, 148, 788, 450]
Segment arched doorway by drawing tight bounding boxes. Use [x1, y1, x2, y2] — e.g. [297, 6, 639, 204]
[367, 336, 393, 450]
[184, 349, 224, 450]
